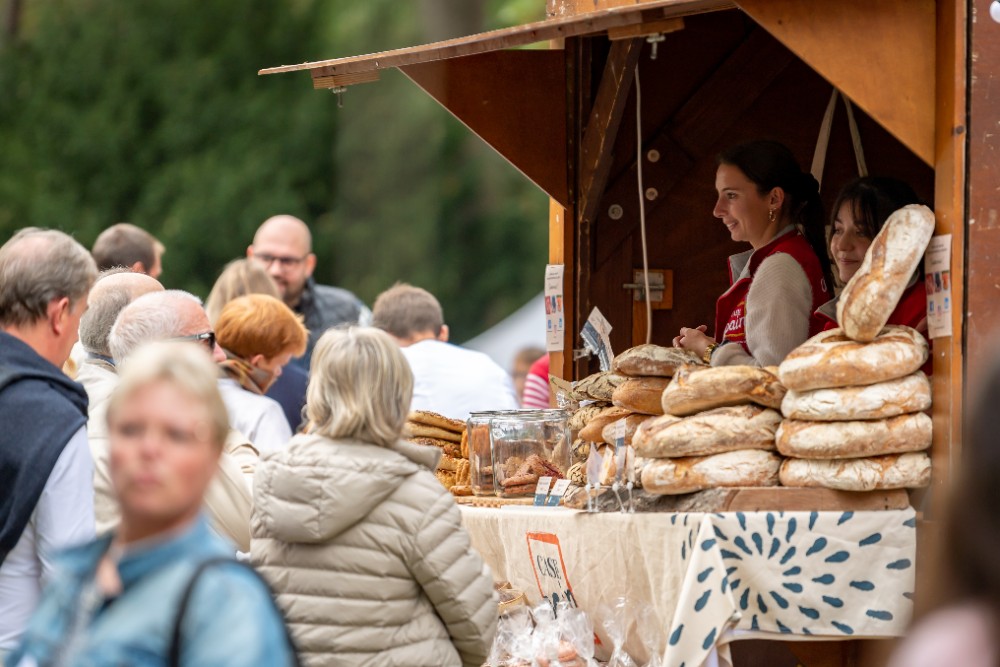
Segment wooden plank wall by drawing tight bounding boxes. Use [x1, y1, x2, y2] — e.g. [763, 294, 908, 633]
[569, 10, 934, 374]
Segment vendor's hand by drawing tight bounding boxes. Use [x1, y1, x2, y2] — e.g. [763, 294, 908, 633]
[673, 325, 715, 359]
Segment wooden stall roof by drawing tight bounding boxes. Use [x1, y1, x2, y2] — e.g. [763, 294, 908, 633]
[259, 0, 733, 82]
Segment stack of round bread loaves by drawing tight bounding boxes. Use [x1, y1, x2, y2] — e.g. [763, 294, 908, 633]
[776, 204, 936, 491]
[776, 327, 932, 491]
[637, 365, 786, 495]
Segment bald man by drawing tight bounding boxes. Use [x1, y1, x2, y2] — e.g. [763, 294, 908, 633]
[247, 215, 370, 368]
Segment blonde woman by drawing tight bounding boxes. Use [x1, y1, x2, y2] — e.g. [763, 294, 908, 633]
[251, 327, 497, 667]
[8, 343, 296, 665]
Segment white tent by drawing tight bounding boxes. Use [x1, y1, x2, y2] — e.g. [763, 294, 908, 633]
[462, 292, 546, 372]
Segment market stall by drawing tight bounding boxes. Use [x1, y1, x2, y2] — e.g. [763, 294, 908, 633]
[260, 0, 997, 664]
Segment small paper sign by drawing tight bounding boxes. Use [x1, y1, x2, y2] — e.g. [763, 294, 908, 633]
[534, 476, 553, 506]
[924, 234, 952, 339]
[526, 532, 577, 611]
[546, 478, 571, 506]
[581, 307, 614, 371]
[611, 418, 627, 451]
[544, 265, 566, 352]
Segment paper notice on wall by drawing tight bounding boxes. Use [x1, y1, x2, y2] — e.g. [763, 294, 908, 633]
[581, 307, 614, 371]
[544, 264, 565, 352]
[924, 234, 953, 339]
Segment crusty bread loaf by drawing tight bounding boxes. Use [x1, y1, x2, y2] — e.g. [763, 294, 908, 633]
[611, 377, 670, 415]
[600, 413, 653, 446]
[409, 410, 466, 433]
[781, 372, 931, 421]
[776, 413, 932, 459]
[778, 326, 928, 391]
[612, 344, 704, 377]
[578, 406, 632, 442]
[573, 372, 629, 403]
[661, 365, 786, 416]
[779, 452, 931, 490]
[837, 204, 936, 342]
[568, 403, 610, 431]
[641, 449, 782, 495]
[634, 406, 781, 458]
[437, 454, 461, 472]
[407, 423, 463, 443]
[410, 437, 464, 458]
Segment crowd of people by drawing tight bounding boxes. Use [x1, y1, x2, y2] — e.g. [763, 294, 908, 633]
[0, 217, 519, 666]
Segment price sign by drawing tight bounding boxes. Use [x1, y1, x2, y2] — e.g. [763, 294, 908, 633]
[526, 532, 577, 612]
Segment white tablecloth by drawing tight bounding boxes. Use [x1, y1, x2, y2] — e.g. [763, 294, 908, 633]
[460, 506, 916, 665]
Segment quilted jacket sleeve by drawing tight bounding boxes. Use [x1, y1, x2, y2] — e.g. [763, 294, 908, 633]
[409, 485, 499, 667]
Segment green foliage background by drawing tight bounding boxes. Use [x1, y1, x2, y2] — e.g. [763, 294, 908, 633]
[0, 0, 549, 341]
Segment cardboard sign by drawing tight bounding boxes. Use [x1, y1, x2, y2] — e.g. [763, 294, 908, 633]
[527, 532, 577, 611]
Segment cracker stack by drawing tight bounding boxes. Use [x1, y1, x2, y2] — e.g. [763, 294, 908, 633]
[406, 411, 472, 496]
[637, 365, 785, 495]
[775, 205, 937, 492]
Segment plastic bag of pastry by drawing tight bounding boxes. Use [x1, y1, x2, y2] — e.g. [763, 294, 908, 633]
[600, 597, 638, 667]
[488, 605, 535, 666]
[532, 601, 594, 667]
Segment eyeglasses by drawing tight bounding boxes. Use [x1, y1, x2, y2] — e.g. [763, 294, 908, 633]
[252, 252, 308, 268]
[171, 331, 216, 352]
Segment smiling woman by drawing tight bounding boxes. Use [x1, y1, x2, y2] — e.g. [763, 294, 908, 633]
[674, 140, 833, 368]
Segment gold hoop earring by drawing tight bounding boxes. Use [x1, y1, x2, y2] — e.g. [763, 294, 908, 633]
[768, 209, 777, 223]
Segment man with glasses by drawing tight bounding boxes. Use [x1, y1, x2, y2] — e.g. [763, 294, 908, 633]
[247, 215, 370, 368]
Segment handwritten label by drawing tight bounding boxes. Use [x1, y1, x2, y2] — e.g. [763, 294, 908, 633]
[527, 532, 576, 612]
[546, 478, 571, 506]
[534, 476, 553, 506]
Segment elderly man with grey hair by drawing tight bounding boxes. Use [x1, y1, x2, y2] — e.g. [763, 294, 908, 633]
[0, 228, 98, 655]
[102, 290, 256, 552]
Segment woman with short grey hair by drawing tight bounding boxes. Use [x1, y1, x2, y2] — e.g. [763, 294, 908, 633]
[251, 327, 498, 667]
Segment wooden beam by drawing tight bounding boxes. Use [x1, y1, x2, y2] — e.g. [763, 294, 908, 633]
[399, 50, 570, 207]
[261, 1, 733, 78]
[578, 38, 644, 228]
[735, 0, 935, 165]
[596, 28, 792, 268]
[548, 0, 733, 17]
[607, 16, 684, 40]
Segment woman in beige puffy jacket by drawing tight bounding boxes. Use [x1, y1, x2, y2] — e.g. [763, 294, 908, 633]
[251, 327, 498, 667]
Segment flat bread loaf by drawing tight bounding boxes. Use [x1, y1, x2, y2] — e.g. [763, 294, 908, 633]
[776, 413, 932, 459]
[779, 326, 928, 391]
[578, 406, 632, 442]
[779, 452, 931, 490]
[641, 449, 782, 495]
[573, 372, 629, 403]
[611, 377, 670, 415]
[568, 403, 610, 431]
[661, 365, 786, 416]
[612, 344, 704, 377]
[409, 410, 466, 433]
[407, 423, 463, 443]
[600, 413, 653, 446]
[837, 204, 936, 342]
[634, 405, 781, 458]
[782, 372, 931, 421]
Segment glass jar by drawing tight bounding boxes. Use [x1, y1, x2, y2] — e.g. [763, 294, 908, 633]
[467, 411, 501, 497]
[490, 409, 571, 498]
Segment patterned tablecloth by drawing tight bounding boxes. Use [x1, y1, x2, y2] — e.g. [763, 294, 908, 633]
[459, 506, 916, 666]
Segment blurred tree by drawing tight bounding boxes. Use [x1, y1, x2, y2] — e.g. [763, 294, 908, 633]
[0, 0, 549, 340]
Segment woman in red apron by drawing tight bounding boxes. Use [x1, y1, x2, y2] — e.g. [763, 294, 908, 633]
[674, 140, 832, 367]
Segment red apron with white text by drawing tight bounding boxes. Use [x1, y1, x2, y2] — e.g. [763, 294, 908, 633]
[714, 231, 830, 355]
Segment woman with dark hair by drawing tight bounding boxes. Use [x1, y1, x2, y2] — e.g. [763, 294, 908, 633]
[674, 140, 832, 367]
[887, 362, 1000, 667]
[812, 176, 926, 332]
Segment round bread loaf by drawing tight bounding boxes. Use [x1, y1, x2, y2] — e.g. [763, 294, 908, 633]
[568, 403, 610, 431]
[573, 371, 629, 403]
[661, 365, 786, 416]
[776, 413, 932, 459]
[641, 449, 782, 495]
[837, 204, 936, 342]
[578, 406, 632, 443]
[633, 405, 781, 458]
[612, 344, 704, 377]
[600, 413, 653, 446]
[781, 372, 931, 421]
[778, 326, 928, 391]
[409, 410, 466, 433]
[611, 376, 670, 415]
[779, 452, 931, 490]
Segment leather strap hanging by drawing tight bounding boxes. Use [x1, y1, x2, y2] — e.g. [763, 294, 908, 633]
[811, 88, 868, 191]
